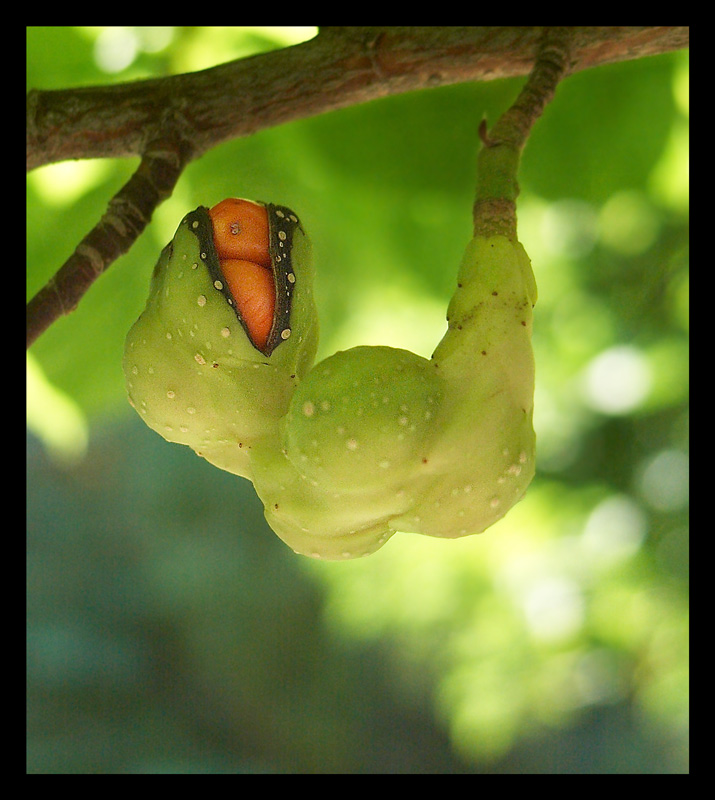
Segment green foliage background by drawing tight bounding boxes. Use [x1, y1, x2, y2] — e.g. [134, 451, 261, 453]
[27, 27, 689, 774]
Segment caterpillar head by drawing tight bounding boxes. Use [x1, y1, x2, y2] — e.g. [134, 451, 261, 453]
[123, 199, 318, 478]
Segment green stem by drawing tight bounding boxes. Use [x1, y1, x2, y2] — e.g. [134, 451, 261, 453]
[473, 27, 573, 239]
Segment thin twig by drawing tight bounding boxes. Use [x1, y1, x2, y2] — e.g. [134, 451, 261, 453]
[473, 27, 573, 239]
[26, 137, 193, 348]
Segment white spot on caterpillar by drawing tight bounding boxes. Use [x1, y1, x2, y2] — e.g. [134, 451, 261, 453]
[166, 332, 172, 340]
[519, 451, 528, 463]
[281, 329, 291, 340]
[346, 438, 359, 450]
[320, 401, 331, 411]
[214, 280, 223, 290]
[507, 464, 522, 476]
[379, 460, 390, 469]
[191, 220, 199, 229]
[191, 263, 198, 270]
[194, 353, 206, 365]
[197, 295, 207, 307]
[131, 366, 138, 375]
[278, 231, 287, 241]
[490, 497, 501, 509]
[287, 273, 296, 283]
[187, 407, 196, 415]
[221, 327, 231, 337]
[302, 401, 315, 417]
[167, 391, 175, 399]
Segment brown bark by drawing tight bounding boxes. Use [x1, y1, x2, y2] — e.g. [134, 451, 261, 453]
[27, 27, 689, 171]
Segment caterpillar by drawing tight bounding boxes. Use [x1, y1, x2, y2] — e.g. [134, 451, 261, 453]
[124, 198, 536, 559]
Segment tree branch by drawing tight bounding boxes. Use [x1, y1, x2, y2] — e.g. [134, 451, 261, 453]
[26, 26, 688, 348]
[27, 26, 688, 171]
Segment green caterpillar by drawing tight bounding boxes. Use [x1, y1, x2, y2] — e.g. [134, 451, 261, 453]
[124, 198, 536, 559]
